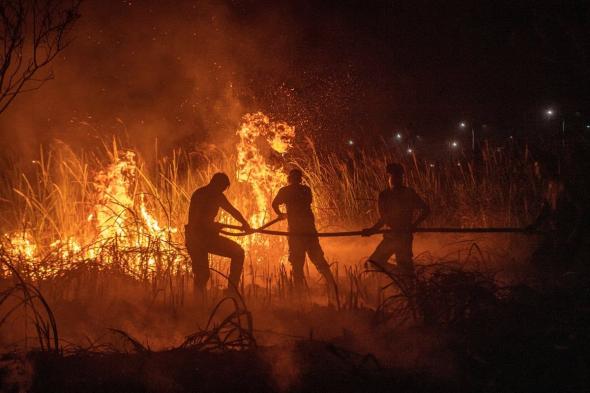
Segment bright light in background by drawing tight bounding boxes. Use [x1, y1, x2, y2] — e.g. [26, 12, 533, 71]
[347, 139, 354, 146]
[395, 132, 402, 140]
[407, 148, 413, 154]
[450, 140, 459, 148]
[459, 122, 467, 128]
[545, 108, 554, 117]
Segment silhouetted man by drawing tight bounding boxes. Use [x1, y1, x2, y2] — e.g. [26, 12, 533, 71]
[362, 163, 430, 275]
[272, 169, 337, 293]
[528, 159, 582, 274]
[185, 173, 251, 295]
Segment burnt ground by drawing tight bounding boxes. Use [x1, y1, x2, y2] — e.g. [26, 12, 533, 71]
[1, 249, 590, 393]
[1, 270, 589, 393]
[23, 342, 456, 393]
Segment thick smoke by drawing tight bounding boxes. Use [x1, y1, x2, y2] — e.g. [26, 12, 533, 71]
[0, 0, 302, 159]
[0, 0, 414, 163]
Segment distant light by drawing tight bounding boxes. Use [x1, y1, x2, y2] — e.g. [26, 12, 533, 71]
[429, 163, 435, 168]
[545, 108, 554, 117]
[407, 148, 413, 154]
[347, 139, 354, 146]
[457, 162, 461, 167]
[395, 133, 402, 140]
[509, 135, 513, 139]
[451, 141, 459, 148]
[586, 124, 590, 129]
[459, 122, 467, 128]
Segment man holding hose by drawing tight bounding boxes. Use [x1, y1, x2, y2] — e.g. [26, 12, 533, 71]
[185, 172, 251, 297]
[362, 163, 430, 276]
[272, 169, 338, 295]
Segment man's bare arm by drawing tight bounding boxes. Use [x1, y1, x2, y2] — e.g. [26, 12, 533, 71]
[220, 195, 250, 229]
[413, 195, 430, 228]
[362, 193, 385, 236]
[271, 189, 287, 219]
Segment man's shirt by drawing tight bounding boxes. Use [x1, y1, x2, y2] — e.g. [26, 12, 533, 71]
[378, 186, 428, 231]
[187, 185, 229, 235]
[273, 184, 317, 232]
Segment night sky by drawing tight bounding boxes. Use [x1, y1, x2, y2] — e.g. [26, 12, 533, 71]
[0, 0, 588, 155]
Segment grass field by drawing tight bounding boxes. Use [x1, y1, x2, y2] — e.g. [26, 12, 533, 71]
[2, 114, 584, 392]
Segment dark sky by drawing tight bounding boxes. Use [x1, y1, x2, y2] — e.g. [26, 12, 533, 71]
[0, 0, 588, 155]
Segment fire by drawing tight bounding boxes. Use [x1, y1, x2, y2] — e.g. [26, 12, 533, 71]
[2, 147, 183, 279]
[4, 231, 37, 260]
[93, 150, 136, 239]
[236, 112, 295, 227]
[88, 149, 180, 273]
[1, 111, 294, 281]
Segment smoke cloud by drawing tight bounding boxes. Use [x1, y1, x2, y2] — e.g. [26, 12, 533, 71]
[0, 1, 299, 158]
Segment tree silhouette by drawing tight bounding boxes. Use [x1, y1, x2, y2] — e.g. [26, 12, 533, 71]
[0, 0, 80, 115]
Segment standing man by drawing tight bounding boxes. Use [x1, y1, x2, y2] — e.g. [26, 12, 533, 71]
[362, 163, 430, 276]
[272, 169, 337, 294]
[527, 159, 583, 275]
[185, 172, 251, 296]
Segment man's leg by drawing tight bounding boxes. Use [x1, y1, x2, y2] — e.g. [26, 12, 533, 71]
[306, 237, 337, 289]
[394, 234, 415, 277]
[209, 236, 245, 290]
[366, 236, 396, 271]
[288, 236, 306, 290]
[187, 242, 210, 293]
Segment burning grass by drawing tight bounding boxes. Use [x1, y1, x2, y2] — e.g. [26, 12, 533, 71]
[0, 112, 567, 392]
[0, 112, 540, 282]
[0, 112, 544, 338]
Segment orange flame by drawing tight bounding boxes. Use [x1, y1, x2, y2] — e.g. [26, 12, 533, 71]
[3, 112, 294, 280]
[236, 112, 295, 227]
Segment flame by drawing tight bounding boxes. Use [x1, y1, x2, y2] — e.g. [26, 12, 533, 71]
[89, 150, 180, 273]
[236, 112, 295, 226]
[93, 150, 136, 239]
[4, 231, 38, 260]
[2, 111, 294, 280]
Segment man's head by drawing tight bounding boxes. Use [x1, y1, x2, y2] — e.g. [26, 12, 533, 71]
[386, 163, 404, 188]
[287, 169, 303, 185]
[209, 172, 230, 192]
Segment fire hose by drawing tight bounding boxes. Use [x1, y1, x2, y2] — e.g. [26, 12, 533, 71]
[218, 218, 542, 237]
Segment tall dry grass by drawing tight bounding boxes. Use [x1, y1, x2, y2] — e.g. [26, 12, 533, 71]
[0, 135, 547, 352]
[0, 136, 541, 295]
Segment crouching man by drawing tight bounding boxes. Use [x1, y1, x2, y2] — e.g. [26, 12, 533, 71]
[185, 173, 251, 297]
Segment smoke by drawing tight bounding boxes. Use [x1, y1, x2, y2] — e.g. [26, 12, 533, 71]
[0, 0, 409, 164]
[0, 0, 301, 159]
